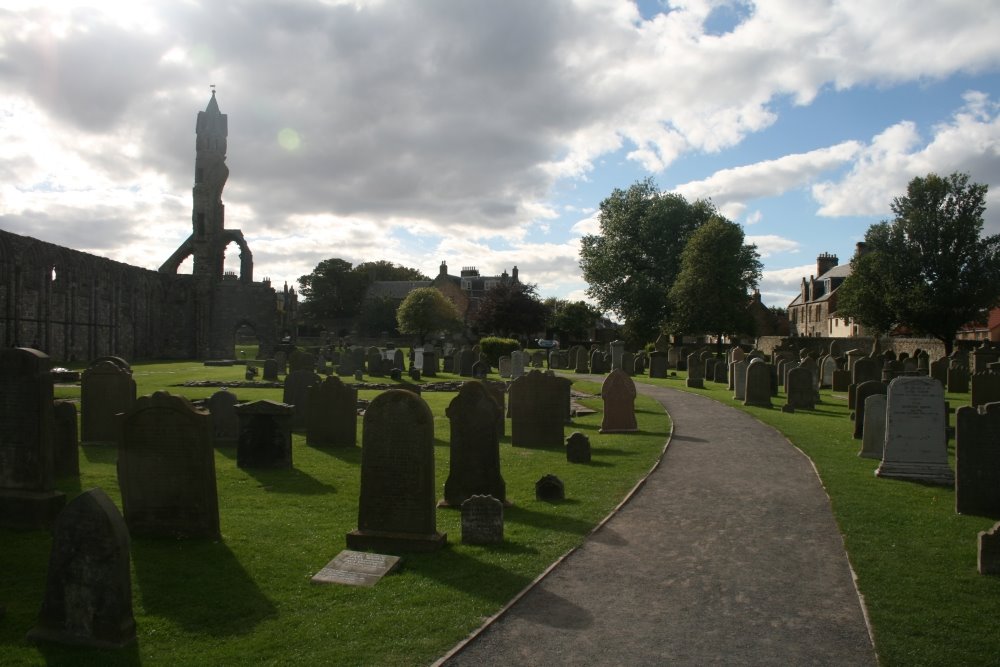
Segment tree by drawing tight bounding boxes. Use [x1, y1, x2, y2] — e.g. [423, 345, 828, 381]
[666, 217, 762, 355]
[579, 177, 718, 345]
[471, 282, 548, 337]
[357, 295, 400, 337]
[298, 258, 368, 325]
[837, 172, 1000, 355]
[396, 287, 463, 344]
[351, 260, 428, 282]
[551, 300, 602, 342]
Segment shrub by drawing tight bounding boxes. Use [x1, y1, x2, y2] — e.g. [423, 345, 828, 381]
[478, 337, 520, 365]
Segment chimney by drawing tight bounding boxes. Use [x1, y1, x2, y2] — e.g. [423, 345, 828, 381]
[816, 252, 838, 278]
[854, 242, 867, 258]
[512, 265, 519, 282]
[439, 261, 448, 277]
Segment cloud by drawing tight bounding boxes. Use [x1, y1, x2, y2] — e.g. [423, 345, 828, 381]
[758, 262, 815, 305]
[745, 234, 800, 258]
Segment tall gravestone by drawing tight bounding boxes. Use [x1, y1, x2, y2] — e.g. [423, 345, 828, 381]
[510, 351, 525, 380]
[859, 394, 887, 460]
[81, 360, 136, 445]
[876, 376, 953, 486]
[929, 357, 948, 387]
[510, 370, 572, 447]
[743, 360, 772, 408]
[306, 376, 358, 447]
[955, 402, 1000, 516]
[732, 360, 749, 401]
[118, 391, 220, 538]
[207, 389, 239, 447]
[235, 399, 294, 469]
[458, 348, 475, 377]
[52, 400, 80, 479]
[971, 371, 1000, 408]
[498, 356, 512, 378]
[590, 349, 605, 374]
[442, 381, 506, 507]
[948, 365, 970, 393]
[0, 347, 65, 529]
[648, 351, 667, 379]
[600, 369, 638, 433]
[821, 356, 837, 388]
[685, 352, 704, 389]
[283, 369, 321, 430]
[853, 380, 886, 439]
[980, 521, 1000, 575]
[422, 350, 438, 377]
[621, 351, 635, 377]
[366, 347, 383, 377]
[27, 487, 135, 649]
[784, 366, 815, 412]
[609, 340, 625, 371]
[347, 390, 446, 552]
[262, 359, 279, 381]
[849, 357, 880, 410]
[574, 347, 590, 374]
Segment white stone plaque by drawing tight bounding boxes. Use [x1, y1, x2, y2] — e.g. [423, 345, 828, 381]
[311, 550, 401, 587]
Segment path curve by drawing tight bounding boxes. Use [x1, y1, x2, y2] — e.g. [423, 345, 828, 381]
[438, 382, 876, 666]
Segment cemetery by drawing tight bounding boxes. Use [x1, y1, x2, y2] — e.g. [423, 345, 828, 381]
[1, 339, 999, 664]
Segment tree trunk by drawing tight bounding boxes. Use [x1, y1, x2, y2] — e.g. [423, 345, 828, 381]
[941, 334, 954, 357]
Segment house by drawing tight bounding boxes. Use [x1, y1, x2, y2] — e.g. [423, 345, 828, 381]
[787, 249, 865, 338]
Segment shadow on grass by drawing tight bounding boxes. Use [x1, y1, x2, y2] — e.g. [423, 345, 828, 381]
[407, 548, 536, 606]
[239, 466, 337, 495]
[664, 433, 708, 443]
[79, 446, 118, 464]
[306, 444, 362, 465]
[504, 504, 594, 536]
[589, 446, 639, 457]
[131, 538, 278, 636]
[35, 639, 142, 666]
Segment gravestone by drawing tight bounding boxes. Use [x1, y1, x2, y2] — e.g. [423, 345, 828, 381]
[973, 343, 1000, 374]
[235, 400, 294, 469]
[859, 394, 887, 460]
[461, 495, 504, 545]
[713, 359, 727, 384]
[498, 356, 512, 378]
[784, 367, 815, 412]
[731, 347, 746, 363]
[548, 350, 562, 370]
[118, 391, 219, 538]
[275, 351, 288, 375]
[422, 350, 437, 377]
[52, 401, 80, 479]
[306, 376, 358, 447]
[0, 347, 65, 529]
[442, 352, 455, 374]
[566, 431, 591, 464]
[535, 474, 565, 501]
[876, 376, 953, 486]
[283, 369, 321, 430]
[610, 340, 625, 371]
[972, 371, 1000, 408]
[929, 357, 948, 387]
[633, 353, 646, 377]
[832, 369, 851, 392]
[509, 370, 572, 447]
[621, 351, 635, 377]
[821, 356, 837, 388]
[393, 348, 405, 372]
[510, 351, 525, 380]
[980, 521, 1000, 575]
[590, 349, 606, 374]
[482, 381, 507, 439]
[849, 357, 881, 410]
[574, 347, 590, 374]
[845, 349, 865, 374]
[743, 360, 772, 408]
[311, 550, 400, 587]
[27, 487, 135, 649]
[732, 360, 749, 401]
[948, 365, 970, 394]
[337, 351, 355, 377]
[853, 381, 886, 440]
[442, 381, 506, 507]
[917, 351, 930, 374]
[262, 359, 279, 381]
[648, 351, 667, 379]
[346, 390, 446, 552]
[288, 350, 315, 373]
[366, 347, 383, 377]
[685, 352, 704, 389]
[955, 402, 1000, 516]
[667, 346, 682, 369]
[81, 360, 136, 445]
[530, 351, 545, 369]
[600, 369, 638, 433]
[207, 389, 239, 447]
[471, 360, 489, 379]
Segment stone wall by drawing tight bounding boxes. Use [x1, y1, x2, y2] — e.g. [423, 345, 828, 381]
[754, 335, 977, 360]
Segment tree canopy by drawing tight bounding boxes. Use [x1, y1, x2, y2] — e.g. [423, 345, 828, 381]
[396, 287, 462, 344]
[471, 282, 548, 338]
[298, 258, 428, 327]
[547, 299, 602, 342]
[666, 217, 761, 352]
[837, 172, 1000, 354]
[579, 177, 718, 345]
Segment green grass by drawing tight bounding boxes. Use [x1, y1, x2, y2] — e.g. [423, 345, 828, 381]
[644, 370, 1000, 666]
[3, 365, 669, 666]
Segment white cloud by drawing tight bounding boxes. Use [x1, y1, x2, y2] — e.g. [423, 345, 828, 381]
[746, 234, 800, 258]
[744, 210, 762, 225]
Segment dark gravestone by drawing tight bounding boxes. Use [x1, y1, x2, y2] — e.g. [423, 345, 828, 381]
[393, 349, 405, 372]
[207, 389, 239, 447]
[784, 367, 815, 412]
[337, 352, 355, 377]
[972, 371, 1000, 408]
[648, 351, 667, 379]
[483, 381, 506, 439]
[929, 357, 948, 387]
[743, 360, 773, 408]
[461, 494, 504, 545]
[535, 474, 565, 501]
[0, 347, 65, 529]
[81, 360, 136, 445]
[821, 356, 837, 388]
[52, 400, 80, 478]
[876, 376, 953, 486]
[590, 349, 605, 374]
[685, 352, 704, 389]
[620, 351, 634, 377]
[853, 381, 886, 440]
[575, 348, 590, 374]
[442, 353, 455, 374]
[262, 359, 279, 381]
[832, 369, 851, 392]
[713, 359, 727, 384]
[849, 357, 880, 409]
[498, 356, 512, 378]
[283, 369, 321, 431]
[235, 400, 294, 470]
[442, 381, 506, 507]
[366, 347, 383, 377]
[288, 350, 315, 373]
[306, 376, 358, 447]
[347, 390, 446, 552]
[471, 360, 489, 380]
[422, 351, 437, 377]
[948, 365, 970, 393]
[458, 348, 475, 377]
[600, 369, 638, 433]
[509, 370, 572, 447]
[27, 487, 135, 648]
[530, 351, 545, 369]
[956, 402, 1000, 516]
[118, 391, 219, 538]
[980, 521, 1000, 575]
[566, 431, 592, 464]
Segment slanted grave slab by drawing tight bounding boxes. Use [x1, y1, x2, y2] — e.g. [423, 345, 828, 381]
[311, 550, 401, 587]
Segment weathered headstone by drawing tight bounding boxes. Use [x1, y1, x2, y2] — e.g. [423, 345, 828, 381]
[52, 400, 80, 479]
[27, 487, 135, 648]
[853, 380, 886, 440]
[81, 360, 136, 445]
[275, 350, 288, 375]
[0, 347, 65, 529]
[849, 357, 881, 410]
[859, 394, 887, 460]
[535, 474, 565, 501]
[876, 376, 953, 486]
[393, 349, 405, 372]
[471, 360, 489, 379]
[955, 402, 1000, 516]
[821, 356, 837, 388]
[590, 349, 605, 374]
[948, 363, 970, 393]
[366, 347, 383, 377]
[972, 371, 1000, 408]
[337, 351, 355, 377]
[783, 366, 815, 412]
[442, 381, 506, 507]
[461, 494, 504, 545]
[732, 360, 748, 401]
[610, 340, 625, 371]
[117, 391, 219, 538]
[620, 351, 635, 377]
[207, 389, 239, 447]
[422, 350, 437, 377]
[235, 399, 294, 469]
[648, 351, 667, 379]
[509, 370, 572, 447]
[498, 356, 512, 378]
[832, 369, 851, 392]
[929, 357, 948, 387]
[566, 431, 591, 463]
[346, 390, 446, 552]
[685, 352, 704, 389]
[633, 353, 646, 377]
[306, 376, 358, 447]
[980, 521, 1000, 575]
[530, 351, 545, 369]
[311, 550, 401, 587]
[283, 369, 321, 430]
[574, 347, 590, 374]
[510, 351, 525, 380]
[600, 369, 638, 433]
[743, 360, 773, 408]
[262, 359, 279, 381]
[288, 349, 315, 373]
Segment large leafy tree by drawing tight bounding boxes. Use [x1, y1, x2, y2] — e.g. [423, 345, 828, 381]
[838, 172, 1000, 355]
[471, 282, 548, 337]
[357, 295, 400, 337]
[299, 258, 428, 327]
[352, 260, 428, 282]
[579, 177, 718, 345]
[549, 299, 602, 342]
[396, 287, 462, 344]
[666, 217, 762, 355]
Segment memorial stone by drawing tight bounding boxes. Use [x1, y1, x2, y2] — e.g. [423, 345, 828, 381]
[859, 394, 887, 459]
[743, 360, 772, 408]
[955, 402, 1000, 516]
[685, 352, 704, 389]
[235, 400, 294, 469]
[850, 357, 880, 409]
[27, 488, 135, 649]
[367, 347, 384, 377]
[52, 401, 79, 479]
[535, 474, 565, 501]
[600, 369, 638, 433]
[262, 359, 279, 381]
[732, 360, 748, 401]
[566, 431, 592, 464]
[498, 356, 512, 378]
[510, 370, 572, 447]
[948, 365, 970, 394]
[648, 352, 667, 379]
[306, 376, 358, 447]
[337, 351, 355, 377]
[347, 390, 446, 552]
[821, 356, 837, 388]
[620, 351, 635, 377]
[283, 369, 321, 430]
[275, 351, 288, 375]
[876, 376, 953, 485]
[590, 349, 605, 374]
[81, 360, 136, 445]
[207, 389, 239, 447]
[288, 350, 315, 373]
[118, 391, 219, 538]
[471, 360, 489, 379]
[784, 367, 815, 412]
[510, 351, 525, 379]
[610, 340, 625, 371]
[422, 350, 437, 377]
[853, 381, 886, 439]
[530, 351, 545, 369]
[633, 354, 646, 377]
[461, 495, 503, 545]
[393, 348, 405, 372]
[442, 381, 506, 506]
[930, 357, 948, 387]
[972, 371, 1000, 408]
[979, 521, 1000, 575]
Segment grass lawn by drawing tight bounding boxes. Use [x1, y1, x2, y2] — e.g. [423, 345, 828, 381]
[1, 363, 670, 666]
[643, 369, 1000, 666]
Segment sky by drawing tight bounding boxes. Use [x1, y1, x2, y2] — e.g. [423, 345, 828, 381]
[2, 0, 1000, 315]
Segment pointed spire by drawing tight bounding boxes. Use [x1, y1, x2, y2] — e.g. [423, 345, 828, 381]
[205, 85, 220, 115]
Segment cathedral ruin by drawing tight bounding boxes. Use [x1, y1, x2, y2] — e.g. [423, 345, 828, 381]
[0, 93, 295, 362]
